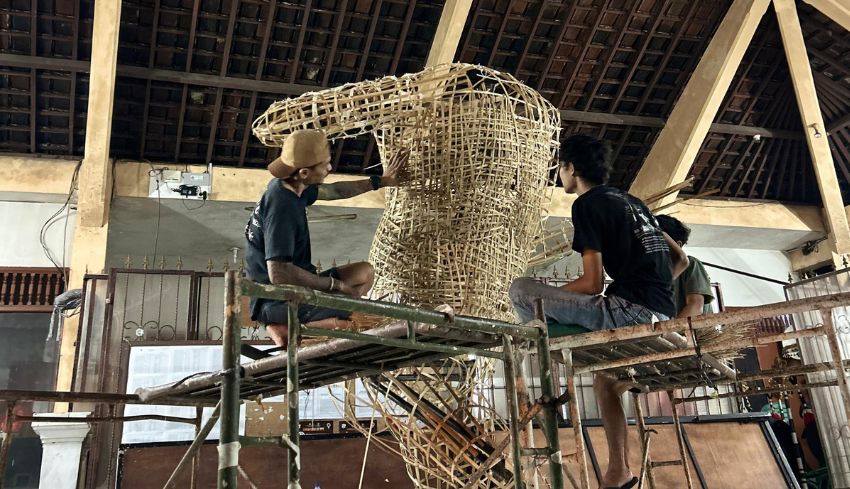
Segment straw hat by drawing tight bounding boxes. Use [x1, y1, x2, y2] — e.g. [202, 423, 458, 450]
[267, 129, 330, 178]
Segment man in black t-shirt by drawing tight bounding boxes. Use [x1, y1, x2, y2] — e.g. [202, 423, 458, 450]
[509, 135, 688, 489]
[244, 129, 408, 349]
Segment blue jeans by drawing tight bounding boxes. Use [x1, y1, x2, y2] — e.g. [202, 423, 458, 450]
[508, 278, 667, 330]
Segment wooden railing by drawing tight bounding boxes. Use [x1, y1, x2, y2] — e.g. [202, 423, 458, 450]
[0, 268, 66, 312]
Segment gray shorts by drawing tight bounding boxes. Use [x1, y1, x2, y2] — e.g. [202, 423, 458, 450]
[508, 277, 667, 330]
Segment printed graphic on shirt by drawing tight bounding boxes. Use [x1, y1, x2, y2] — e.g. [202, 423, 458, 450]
[245, 201, 262, 247]
[624, 198, 668, 254]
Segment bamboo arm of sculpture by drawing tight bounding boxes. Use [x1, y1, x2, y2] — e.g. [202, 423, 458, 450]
[252, 69, 445, 145]
[317, 149, 410, 200]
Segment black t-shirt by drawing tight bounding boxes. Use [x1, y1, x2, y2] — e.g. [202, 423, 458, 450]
[244, 179, 319, 319]
[571, 185, 676, 318]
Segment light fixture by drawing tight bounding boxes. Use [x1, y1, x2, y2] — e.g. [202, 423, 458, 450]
[809, 123, 823, 139]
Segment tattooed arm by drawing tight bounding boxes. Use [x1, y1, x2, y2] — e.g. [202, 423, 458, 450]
[317, 149, 410, 200]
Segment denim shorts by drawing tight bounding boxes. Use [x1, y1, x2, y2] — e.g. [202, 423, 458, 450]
[256, 267, 352, 325]
[508, 277, 668, 330]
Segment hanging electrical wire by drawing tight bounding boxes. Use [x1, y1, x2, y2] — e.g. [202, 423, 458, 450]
[39, 160, 82, 286]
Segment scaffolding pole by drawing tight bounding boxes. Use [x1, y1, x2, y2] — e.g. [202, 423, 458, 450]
[562, 349, 591, 489]
[0, 403, 15, 489]
[219, 270, 242, 489]
[287, 301, 302, 489]
[533, 300, 565, 489]
[668, 391, 695, 489]
[163, 403, 222, 489]
[502, 335, 526, 489]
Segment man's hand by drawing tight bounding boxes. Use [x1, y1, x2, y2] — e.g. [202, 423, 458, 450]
[334, 279, 361, 298]
[380, 149, 410, 187]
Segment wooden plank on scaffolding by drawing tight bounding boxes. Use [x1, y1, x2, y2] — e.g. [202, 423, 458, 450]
[628, 0, 771, 208]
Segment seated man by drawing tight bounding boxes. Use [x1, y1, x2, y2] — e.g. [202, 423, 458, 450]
[244, 129, 408, 348]
[509, 135, 688, 489]
[655, 214, 715, 318]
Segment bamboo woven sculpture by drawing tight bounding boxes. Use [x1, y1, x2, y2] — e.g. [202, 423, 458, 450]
[254, 64, 559, 489]
[253, 63, 560, 321]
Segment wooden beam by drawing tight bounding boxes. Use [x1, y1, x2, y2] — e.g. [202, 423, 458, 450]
[0, 53, 804, 140]
[425, 0, 474, 67]
[803, 0, 850, 32]
[76, 0, 120, 228]
[775, 0, 850, 267]
[559, 109, 802, 139]
[55, 0, 122, 404]
[0, 54, 317, 97]
[628, 0, 771, 207]
[0, 156, 827, 243]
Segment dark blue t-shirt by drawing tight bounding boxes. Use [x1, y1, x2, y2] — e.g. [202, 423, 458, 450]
[571, 185, 676, 318]
[244, 179, 319, 319]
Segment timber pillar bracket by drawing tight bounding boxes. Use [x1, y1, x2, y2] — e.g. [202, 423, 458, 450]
[775, 0, 850, 269]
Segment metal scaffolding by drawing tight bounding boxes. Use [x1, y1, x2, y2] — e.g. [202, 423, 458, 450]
[134, 271, 567, 489]
[3, 271, 850, 489]
[550, 290, 850, 489]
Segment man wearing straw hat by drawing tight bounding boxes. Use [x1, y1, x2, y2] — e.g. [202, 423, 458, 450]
[244, 129, 408, 349]
[509, 134, 688, 489]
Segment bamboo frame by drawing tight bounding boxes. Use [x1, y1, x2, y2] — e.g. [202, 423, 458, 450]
[252, 63, 560, 323]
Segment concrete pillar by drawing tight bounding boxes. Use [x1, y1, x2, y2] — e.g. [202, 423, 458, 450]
[31, 413, 90, 489]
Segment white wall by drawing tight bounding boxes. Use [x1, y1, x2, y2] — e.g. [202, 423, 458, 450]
[0, 201, 76, 267]
[686, 247, 791, 307]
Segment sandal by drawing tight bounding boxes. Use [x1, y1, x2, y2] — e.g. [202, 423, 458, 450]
[604, 476, 638, 489]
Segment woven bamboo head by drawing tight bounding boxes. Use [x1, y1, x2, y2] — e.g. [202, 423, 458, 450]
[254, 63, 560, 321]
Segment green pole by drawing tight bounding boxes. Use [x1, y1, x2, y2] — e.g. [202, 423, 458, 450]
[533, 299, 564, 489]
[287, 301, 302, 489]
[502, 335, 526, 489]
[299, 325, 504, 358]
[242, 280, 541, 339]
[219, 270, 242, 489]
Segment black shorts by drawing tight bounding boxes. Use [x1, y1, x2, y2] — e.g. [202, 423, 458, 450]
[256, 268, 352, 325]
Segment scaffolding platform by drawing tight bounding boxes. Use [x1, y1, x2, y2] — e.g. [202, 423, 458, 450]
[135, 319, 506, 403]
[5, 271, 850, 489]
[559, 331, 737, 392]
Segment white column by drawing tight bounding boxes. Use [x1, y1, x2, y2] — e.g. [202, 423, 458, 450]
[31, 413, 90, 489]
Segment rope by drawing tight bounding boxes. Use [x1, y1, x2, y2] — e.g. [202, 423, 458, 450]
[687, 317, 716, 392]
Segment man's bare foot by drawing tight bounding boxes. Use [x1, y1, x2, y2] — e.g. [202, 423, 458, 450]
[266, 319, 353, 349]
